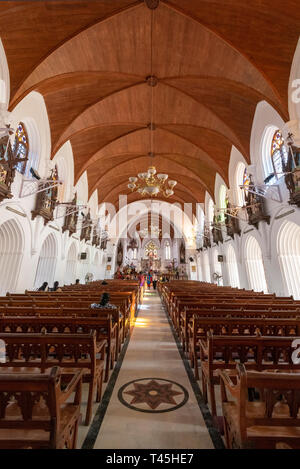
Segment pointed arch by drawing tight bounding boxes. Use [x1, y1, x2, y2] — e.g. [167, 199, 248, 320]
[34, 233, 58, 289]
[0, 219, 24, 295]
[245, 235, 268, 293]
[277, 221, 300, 299]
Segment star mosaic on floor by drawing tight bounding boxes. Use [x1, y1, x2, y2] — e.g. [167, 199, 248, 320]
[118, 378, 189, 413]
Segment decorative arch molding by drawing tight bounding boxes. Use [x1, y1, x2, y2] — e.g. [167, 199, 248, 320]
[34, 232, 58, 289]
[52, 140, 75, 203]
[244, 235, 268, 293]
[226, 243, 240, 288]
[65, 241, 78, 285]
[228, 146, 248, 206]
[11, 91, 51, 178]
[277, 221, 300, 299]
[202, 250, 211, 282]
[74, 170, 88, 205]
[0, 218, 24, 295]
[250, 100, 285, 185]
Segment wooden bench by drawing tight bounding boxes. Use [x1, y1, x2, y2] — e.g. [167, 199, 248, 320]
[189, 316, 300, 379]
[0, 315, 117, 382]
[0, 331, 106, 425]
[0, 303, 124, 361]
[220, 364, 300, 449]
[0, 366, 82, 449]
[199, 333, 300, 417]
[180, 306, 300, 353]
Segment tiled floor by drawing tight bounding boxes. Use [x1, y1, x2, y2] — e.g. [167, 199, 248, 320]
[82, 289, 216, 449]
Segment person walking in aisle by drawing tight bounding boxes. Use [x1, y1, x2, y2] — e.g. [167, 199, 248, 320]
[146, 272, 152, 289]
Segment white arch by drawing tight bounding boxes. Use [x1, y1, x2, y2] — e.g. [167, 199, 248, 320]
[197, 254, 203, 281]
[245, 236, 268, 293]
[52, 140, 75, 203]
[277, 221, 300, 299]
[202, 250, 211, 282]
[235, 161, 246, 207]
[250, 100, 285, 185]
[11, 91, 51, 178]
[34, 233, 58, 289]
[227, 244, 240, 288]
[65, 242, 78, 285]
[0, 219, 24, 295]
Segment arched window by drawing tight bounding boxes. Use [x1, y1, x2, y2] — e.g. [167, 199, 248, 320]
[133, 248, 138, 259]
[34, 233, 58, 289]
[227, 244, 240, 288]
[165, 241, 171, 260]
[245, 236, 268, 293]
[0, 219, 24, 295]
[271, 130, 288, 179]
[277, 221, 300, 299]
[13, 122, 29, 175]
[262, 127, 288, 185]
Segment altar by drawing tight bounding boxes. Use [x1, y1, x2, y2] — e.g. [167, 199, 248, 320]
[141, 258, 161, 271]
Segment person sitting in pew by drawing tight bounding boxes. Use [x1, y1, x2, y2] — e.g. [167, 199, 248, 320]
[51, 281, 62, 292]
[37, 281, 48, 291]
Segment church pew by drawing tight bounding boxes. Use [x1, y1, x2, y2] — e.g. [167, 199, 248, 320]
[0, 304, 124, 361]
[188, 316, 300, 379]
[220, 365, 300, 449]
[0, 331, 105, 426]
[199, 333, 300, 417]
[0, 315, 117, 382]
[0, 367, 83, 449]
[180, 307, 300, 353]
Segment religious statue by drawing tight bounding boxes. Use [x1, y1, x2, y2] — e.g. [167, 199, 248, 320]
[285, 135, 300, 207]
[0, 127, 27, 203]
[80, 210, 93, 242]
[179, 240, 186, 264]
[117, 241, 123, 266]
[202, 224, 211, 250]
[225, 196, 241, 238]
[212, 213, 223, 244]
[244, 174, 270, 229]
[31, 166, 59, 225]
[62, 193, 79, 236]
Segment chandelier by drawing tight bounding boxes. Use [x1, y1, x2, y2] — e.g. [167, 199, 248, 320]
[139, 224, 161, 237]
[128, 166, 177, 197]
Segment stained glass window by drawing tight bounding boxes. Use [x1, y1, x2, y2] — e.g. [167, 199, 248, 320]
[13, 123, 29, 174]
[243, 167, 250, 188]
[269, 130, 288, 183]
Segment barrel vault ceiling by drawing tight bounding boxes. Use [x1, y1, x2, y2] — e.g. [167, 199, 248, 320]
[1, 0, 299, 207]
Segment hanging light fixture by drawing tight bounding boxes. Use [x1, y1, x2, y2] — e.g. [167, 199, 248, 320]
[128, 167, 177, 197]
[139, 223, 161, 237]
[127, 2, 177, 198]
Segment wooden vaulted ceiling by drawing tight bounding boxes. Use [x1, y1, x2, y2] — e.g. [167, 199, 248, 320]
[1, 0, 299, 206]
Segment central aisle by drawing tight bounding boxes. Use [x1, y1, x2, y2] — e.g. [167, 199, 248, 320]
[90, 289, 215, 449]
